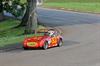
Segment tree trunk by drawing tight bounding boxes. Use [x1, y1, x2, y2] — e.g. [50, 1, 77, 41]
[0, 0, 4, 21]
[24, 0, 38, 34]
[0, 12, 4, 21]
[19, 5, 29, 26]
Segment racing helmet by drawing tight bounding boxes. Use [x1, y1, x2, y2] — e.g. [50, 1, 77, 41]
[47, 30, 55, 37]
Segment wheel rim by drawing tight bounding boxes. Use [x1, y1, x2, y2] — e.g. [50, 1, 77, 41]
[44, 42, 48, 49]
[45, 44, 48, 49]
[59, 41, 62, 47]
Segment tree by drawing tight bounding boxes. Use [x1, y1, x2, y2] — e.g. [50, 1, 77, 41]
[24, 0, 38, 34]
[0, 0, 25, 20]
[0, 0, 4, 21]
[5, 0, 38, 34]
[0, 0, 38, 34]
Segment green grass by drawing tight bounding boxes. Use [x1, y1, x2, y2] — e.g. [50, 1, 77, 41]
[0, 19, 24, 47]
[0, 27, 24, 37]
[0, 34, 44, 47]
[20, 0, 26, 4]
[43, 2, 100, 13]
[0, 19, 45, 47]
[0, 19, 20, 31]
[20, 0, 100, 13]
[0, 36, 24, 47]
[45, 0, 100, 3]
[0, 19, 23, 37]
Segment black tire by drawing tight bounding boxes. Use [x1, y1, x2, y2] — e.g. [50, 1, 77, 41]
[43, 42, 48, 50]
[57, 39, 63, 47]
[23, 47, 28, 50]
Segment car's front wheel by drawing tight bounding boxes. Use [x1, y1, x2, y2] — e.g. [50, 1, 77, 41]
[23, 47, 28, 50]
[43, 42, 48, 50]
[57, 39, 63, 47]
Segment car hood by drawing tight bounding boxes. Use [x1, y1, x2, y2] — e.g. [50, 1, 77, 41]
[25, 36, 48, 42]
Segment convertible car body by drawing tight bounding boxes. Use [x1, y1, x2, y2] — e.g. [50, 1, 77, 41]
[23, 29, 63, 50]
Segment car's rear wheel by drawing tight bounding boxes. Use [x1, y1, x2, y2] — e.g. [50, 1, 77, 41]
[43, 42, 48, 50]
[57, 39, 63, 47]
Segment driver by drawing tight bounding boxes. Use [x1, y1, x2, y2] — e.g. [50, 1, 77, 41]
[47, 30, 55, 37]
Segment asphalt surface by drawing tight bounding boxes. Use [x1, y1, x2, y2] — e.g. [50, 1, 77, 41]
[0, 8, 100, 66]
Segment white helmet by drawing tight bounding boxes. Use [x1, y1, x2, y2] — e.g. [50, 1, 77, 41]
[48, 30, 55, 37]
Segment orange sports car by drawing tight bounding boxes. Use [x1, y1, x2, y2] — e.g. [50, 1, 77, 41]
[23, 29, 63, 50]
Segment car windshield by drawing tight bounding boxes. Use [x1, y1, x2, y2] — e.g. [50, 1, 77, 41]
[37, 29, 56, 37]
[44, 32, 50, 36]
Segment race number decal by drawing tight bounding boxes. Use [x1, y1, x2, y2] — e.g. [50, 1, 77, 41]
[51, 37, 57, 44]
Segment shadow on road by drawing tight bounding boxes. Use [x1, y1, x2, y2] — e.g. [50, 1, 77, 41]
[63, 40, 80, 46]
[0, 43, 24, 53]
[0, 40, 80, 53]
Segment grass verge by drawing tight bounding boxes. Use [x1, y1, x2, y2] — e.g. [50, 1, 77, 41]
[0, 19, 45, 47]
[43, 2, 100, 13]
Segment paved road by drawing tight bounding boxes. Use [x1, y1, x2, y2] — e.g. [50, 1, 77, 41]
[0, 8, 100, 66]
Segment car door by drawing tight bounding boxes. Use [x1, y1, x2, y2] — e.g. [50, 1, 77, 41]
[51, 34, 58, 46]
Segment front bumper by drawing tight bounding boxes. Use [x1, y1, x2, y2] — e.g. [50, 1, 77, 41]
[24, 42, 40, 48]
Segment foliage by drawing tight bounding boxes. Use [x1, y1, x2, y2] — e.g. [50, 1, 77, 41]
[0, 0, 26, 17]
[0, 1, 3, 12]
